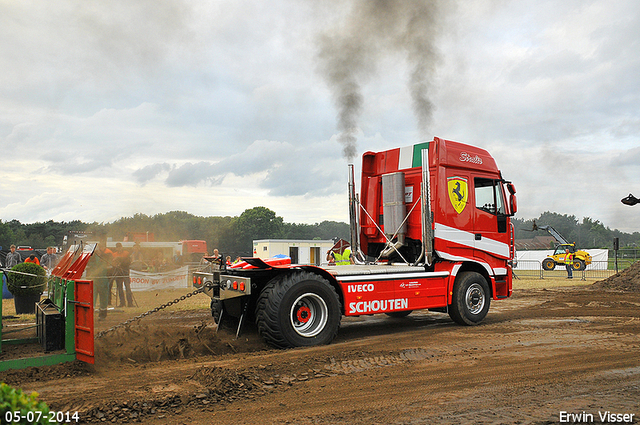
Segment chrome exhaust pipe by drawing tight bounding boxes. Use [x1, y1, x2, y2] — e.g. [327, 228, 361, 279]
[421, 147, 433, 266]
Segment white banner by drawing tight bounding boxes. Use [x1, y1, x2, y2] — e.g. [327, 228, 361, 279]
[129, 266, 190, 291]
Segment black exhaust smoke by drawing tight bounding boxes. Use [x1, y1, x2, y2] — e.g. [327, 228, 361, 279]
[317, 0, 448, 161]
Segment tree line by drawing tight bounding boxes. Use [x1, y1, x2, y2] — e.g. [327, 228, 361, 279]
[513, 211, 640, 249]
[0, 207, 350, 258]
[1, 209, 637, 258]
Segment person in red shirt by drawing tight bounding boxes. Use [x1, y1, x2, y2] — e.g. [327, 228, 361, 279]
[24, 253, 40, 265]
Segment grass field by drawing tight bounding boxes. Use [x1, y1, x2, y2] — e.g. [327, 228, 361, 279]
[512, 275, 596, 289]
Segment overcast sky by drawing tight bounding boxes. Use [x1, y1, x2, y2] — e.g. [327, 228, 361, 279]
[1, 0, 639, 233]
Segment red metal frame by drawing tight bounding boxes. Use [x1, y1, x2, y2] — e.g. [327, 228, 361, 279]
[51, 243, 96, 279]
[50, 246, 80, 277]
[50, 243, 97, 365]
[74, 279, 94, 364]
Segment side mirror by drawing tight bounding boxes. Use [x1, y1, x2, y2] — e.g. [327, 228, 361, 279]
[506, 183, 517, 215]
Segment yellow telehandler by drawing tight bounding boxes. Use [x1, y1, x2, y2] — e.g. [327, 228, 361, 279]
[532, 222, 592, 271]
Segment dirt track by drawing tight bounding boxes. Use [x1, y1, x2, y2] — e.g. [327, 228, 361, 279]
[2, 282, 640, 424]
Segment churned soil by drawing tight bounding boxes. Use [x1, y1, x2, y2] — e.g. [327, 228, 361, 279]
[591, 260, 640, 292]
[2, 279, 640, 424]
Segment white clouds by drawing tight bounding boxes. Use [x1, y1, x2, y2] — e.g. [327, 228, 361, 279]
[132, 139, 346, 199]
[132, 163, 172, 184]
[0, 0, 639, 233]
[613, 147, 640, 166]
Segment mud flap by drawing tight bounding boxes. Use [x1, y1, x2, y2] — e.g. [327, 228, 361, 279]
[216, 297, 249, 339]
[235, 298, 250, 340]
[74, 279, 95, 364]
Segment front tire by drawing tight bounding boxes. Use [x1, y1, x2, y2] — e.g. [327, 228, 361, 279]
[448, 272, 491, 326]
[256, 271, 341, 348]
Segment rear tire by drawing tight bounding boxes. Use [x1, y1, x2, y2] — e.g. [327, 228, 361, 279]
[573, 259, 586, 271]
[448, 272, 491, 326]
[255, 271, 341, 348]
[542, 258, 556, 271]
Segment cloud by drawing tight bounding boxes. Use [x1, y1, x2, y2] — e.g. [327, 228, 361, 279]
[48, 156, 115, 175]
[165, 162, 222, 187]
[432, 0, 640, 149]
[0, 192, 76, 223]
[612, 147, 640, 168]
[133, 139, 346, 197]
[44, 142, 138, 176]
[133, 163, 172, 184]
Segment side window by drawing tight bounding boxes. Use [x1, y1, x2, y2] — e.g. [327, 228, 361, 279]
[475, 178, 496, 214]
[475, 178, 507, 215]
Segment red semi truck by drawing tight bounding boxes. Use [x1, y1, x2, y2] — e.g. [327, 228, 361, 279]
[193, 137, 517, 348]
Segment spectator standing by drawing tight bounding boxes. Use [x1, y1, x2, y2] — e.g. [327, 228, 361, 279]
[5, 245, 21, 268]
[210, 248, 223, 270]
[131, 242, 144, 262]
[129, 242, 146, 271]
[40, 247, 58, 272]
[564, 248, 574, 279]
[87, 240, 113, 320]
[112, 243, 134, 307]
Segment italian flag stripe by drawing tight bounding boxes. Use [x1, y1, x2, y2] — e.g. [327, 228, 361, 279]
[398, 142, 430, 169]
[412, 142, 429, 167]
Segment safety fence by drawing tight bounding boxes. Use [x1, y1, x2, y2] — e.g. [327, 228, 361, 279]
[611, 248, 640, 261]
[513, 260, 636, 280]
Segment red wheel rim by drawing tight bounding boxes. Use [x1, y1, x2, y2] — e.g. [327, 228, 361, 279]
[296, 306, 311, 323]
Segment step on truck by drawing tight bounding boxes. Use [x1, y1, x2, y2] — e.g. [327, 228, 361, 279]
[193, 137, 518, 348]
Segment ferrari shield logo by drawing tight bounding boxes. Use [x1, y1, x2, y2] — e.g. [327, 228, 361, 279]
[448, 176, 468, 214]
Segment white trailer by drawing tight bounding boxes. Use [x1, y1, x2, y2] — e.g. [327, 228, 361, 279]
[252, 239, 334, 266]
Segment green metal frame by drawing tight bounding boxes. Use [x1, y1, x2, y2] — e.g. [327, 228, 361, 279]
[0, 277, 78, 372]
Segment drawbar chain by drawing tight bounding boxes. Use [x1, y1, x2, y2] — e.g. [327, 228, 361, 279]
[95, 284, 210, 339]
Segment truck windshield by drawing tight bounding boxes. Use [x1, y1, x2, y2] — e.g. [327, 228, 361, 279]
[475, 178, 506, 215]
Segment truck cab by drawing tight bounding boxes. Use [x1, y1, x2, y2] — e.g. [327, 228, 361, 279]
[358, 137, 516, 299]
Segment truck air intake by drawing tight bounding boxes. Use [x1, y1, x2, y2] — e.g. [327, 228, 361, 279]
[380, 171, 407, 258]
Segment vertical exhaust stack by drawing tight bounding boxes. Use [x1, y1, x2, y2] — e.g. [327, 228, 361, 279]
[348, 164, 359, 257]
[380, 171, 407, 258]
[421, 148, 433, 266]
